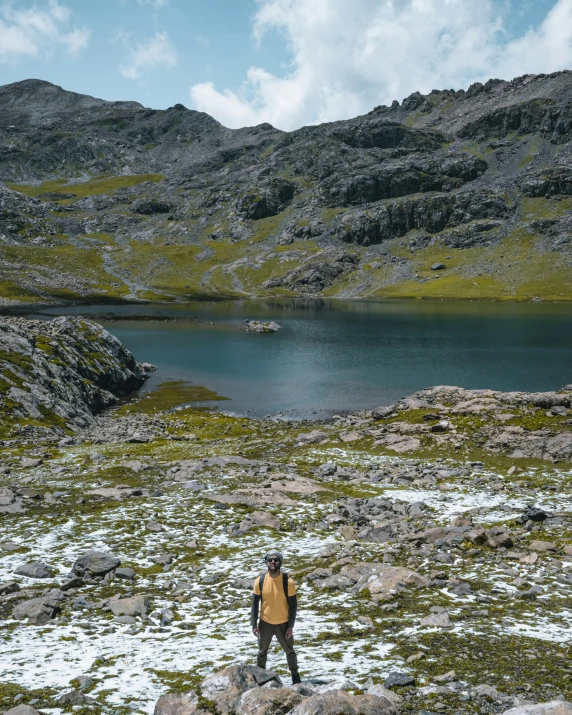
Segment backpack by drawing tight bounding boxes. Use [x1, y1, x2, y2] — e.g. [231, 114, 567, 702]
[259, 571, 289, 601]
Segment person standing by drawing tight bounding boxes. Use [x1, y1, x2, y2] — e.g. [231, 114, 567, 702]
[250, 550, 301, 684]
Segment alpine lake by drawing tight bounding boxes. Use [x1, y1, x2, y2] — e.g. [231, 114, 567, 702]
[36, 298, 572, 418]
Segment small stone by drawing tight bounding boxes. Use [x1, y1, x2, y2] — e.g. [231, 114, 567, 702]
[529, 540, 557, 552]
[185, 540, 198, 549]
[183, 480, 206, 492]
[147, 520, 165, 532]
[60, 577, 84, 591]
[115, 568, 136, 580]
[72, 551, 121, 577]
[384, 672, 415, 688]
[4, 706, 42, 715]
[406, 652, 425, 663]
[14, 562, 54, 579]
[110, 595, 151, 618]
[20, 457, 42, 468]
[520, 552, 539, 566]
[431, 263, 446, 271]
[419, 612, 451, 628]
[433, 671, 456, 684]
[0, 581, 21, 595]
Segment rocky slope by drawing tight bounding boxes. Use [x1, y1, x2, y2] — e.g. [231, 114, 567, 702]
[2, 319, 572, 715]
[1, 72, 572, 304]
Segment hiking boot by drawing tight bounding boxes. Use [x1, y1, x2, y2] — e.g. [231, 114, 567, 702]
[291, 671, 302, 685]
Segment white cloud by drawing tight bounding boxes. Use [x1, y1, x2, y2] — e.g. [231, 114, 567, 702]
[119, 30, 177, 80]
[189, 0, 572, 130]
[0, 0, 90, 63]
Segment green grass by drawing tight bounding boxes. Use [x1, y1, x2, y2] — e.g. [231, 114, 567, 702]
[9, 174, 165, 201]
[118, 380, 229, 415]
[0, 244, 130, 301]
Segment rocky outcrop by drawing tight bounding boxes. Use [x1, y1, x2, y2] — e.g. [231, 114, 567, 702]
[0, 316, 150, 431]
[458, 99, 572, 143]
[264, 250, 359, 291]
[320, 154, 487, 207]
[329, 190, 511, 246]
[153, 666, 397, 715]
[237, 179, 297, 220]
[377, 384, 572, 461]
[519, 167, 572, 198]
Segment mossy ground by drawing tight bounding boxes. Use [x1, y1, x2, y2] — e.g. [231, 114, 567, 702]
[9, 174, 165, 202]
[117, 380, 229, 415]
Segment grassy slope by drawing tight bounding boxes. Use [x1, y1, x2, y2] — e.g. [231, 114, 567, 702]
[2, 175, 572, 305]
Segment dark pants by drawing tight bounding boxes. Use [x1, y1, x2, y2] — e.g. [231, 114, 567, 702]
[257, 620, 298, 672]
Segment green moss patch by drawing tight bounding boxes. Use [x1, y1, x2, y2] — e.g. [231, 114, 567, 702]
[9, 174, 165, 201]
[118, 380, 229, 414]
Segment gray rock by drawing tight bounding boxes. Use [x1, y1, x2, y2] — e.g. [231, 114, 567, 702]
[383, 672, 415, 688]
[20, 457, 42, 468]
[154, 692, 199, 715]
[72, 550, 121, 577]
[501, 704, 572, 715]
[419, 611, 451, 628]
[147, 520, 165, 532]
[60, 576, 84, 591]
[4, 706, 42, 715]
[239, 687, 303, 715]
[57, 690, 94, 706]
[202, 665, 281, 714]
[183, 480, 206, 492]
[109, 594, 151, 618]
[14, 562, 54, 579]
[12, 589, 64, 625]
[115, 567, 136, 580]
[161, 608, 174, 626]
[292, 690, 397, 715]
[0, 581, 21, 595]
[431, 263, 446, 270]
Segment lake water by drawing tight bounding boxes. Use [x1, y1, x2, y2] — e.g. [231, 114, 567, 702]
[36, 299, 572, 419]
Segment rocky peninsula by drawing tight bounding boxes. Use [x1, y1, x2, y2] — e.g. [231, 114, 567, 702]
[1, 316, 572, 715]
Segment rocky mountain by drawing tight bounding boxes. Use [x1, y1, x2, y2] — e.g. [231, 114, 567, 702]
[1, 73, 572, 304]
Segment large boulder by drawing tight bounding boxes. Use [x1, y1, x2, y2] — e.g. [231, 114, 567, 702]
[238, 687, 304, 715]
[201, 665, 281, 714]
[501, 704, 572, 715]
[12, 589, 64, 625]
[154, 692, 202, 715]
[72, 551, 121, 577]
[292, 690, 397, 715]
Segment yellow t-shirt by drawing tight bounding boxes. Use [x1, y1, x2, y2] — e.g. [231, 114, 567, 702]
[253, 572, 297, 625]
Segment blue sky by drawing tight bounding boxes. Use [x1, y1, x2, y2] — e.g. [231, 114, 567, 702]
[0, 0, 571, 130]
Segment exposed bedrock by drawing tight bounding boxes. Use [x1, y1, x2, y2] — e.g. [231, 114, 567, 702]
[0, 316, 151, 431]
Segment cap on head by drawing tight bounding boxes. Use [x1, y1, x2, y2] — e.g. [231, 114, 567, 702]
[264, 550, 283, 565]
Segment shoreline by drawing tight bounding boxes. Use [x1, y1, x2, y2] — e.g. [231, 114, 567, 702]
[3, 291, 572, 319]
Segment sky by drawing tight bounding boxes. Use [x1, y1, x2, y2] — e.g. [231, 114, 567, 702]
[0, 0, 571, 130]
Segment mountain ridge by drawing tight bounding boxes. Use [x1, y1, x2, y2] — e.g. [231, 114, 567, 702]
[0, 71, 571, 304]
